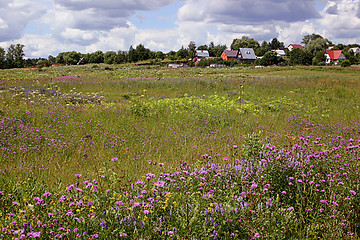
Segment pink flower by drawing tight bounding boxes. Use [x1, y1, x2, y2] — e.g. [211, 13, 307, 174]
[350, 190, 356, 195]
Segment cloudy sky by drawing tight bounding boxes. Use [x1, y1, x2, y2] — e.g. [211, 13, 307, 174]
[0, 0, 359, 58]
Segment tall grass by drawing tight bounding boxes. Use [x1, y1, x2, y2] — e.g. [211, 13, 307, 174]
[0, 64, 359, 238]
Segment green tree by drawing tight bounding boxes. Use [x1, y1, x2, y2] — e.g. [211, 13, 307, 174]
[289, 48, 312, 65]
[188, 41, 196, 52]
[176, 46, 188, 60]
[127, 46, 138, 62]
[155, 51, 165, 60]
[305, 38, 329, 57]
[269, 38, 284, 49]
[312, 50, 326, 65]
[231, 36, 260, 50]
[89, 51, 104, 63]
[0, 47, 5, 69]
[255, 51, 282, 66]
[104, 51, 117, 64]
[197, 45, 208, 50]
[6, 44, 25, 68]
[301, 34, 323, 46]
[208, 42, 227, 57]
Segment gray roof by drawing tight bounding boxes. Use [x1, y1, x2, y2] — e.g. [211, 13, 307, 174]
[238, 48, 256, 60]
[196, 50, 210, 58]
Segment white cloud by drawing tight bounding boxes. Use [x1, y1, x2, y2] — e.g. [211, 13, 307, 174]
[319, 0, 360, 43]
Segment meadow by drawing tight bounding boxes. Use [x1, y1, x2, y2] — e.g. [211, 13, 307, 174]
[0, 64, 359, 239]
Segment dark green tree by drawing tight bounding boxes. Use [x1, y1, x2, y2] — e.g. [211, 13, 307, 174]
[312, 50, 326, 65]
[208, 42, 227, 57]
[89, 51, 104, 63]
[127, 46, 138, 62]
[0, 47, 5, 69]
[305, 38, 329, 57]
[176, 46, 188, 59]
[6, 44, 25, 68]
[104, 51, 117, 64]
[255, 51, 282, 66]
[269, 38, 284, 49]
[197, 45, 208, 50]
[188, 41, 196, 52]
[289, 48, 312, 65]
[301, 34, 324, 46]
[231, 36, 260, 50]
[155, 51, 165, 60]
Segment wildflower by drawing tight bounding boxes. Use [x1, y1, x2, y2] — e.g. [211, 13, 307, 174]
[74, 174, 82, 178]
[159, 163, 164, 166]
[281, 191, 287, 194]
[12, 201, 20, 206]
[143, 210, 149, 214]
[111, 157, 118, 161]
[350, 190, 356, 195]
[320, 200, 327, 204]
[43, 192, 52, 197]
[254, 233, 260, 238]
[288, 207, 294, 211]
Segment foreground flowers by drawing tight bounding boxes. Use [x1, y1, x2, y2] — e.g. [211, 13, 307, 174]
[1, 135, 359, 239]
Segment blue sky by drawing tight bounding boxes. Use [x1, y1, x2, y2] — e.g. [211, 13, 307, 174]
[0, 0, 359, 58]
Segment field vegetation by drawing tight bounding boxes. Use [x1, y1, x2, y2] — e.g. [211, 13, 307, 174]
[0, 64, 359, 239]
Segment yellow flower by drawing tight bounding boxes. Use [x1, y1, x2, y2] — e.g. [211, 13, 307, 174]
[76, 209, 81, 213]
[173, 201, 177, 207]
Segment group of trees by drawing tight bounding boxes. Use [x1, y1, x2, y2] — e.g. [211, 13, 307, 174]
[0, 44, 26, 69]
[1, 33, 360, 69]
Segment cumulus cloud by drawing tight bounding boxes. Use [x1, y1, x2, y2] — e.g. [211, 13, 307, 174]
[178, 0, 319, 24]
[0, 0, 47, 41]
[319, 0, 360, 42]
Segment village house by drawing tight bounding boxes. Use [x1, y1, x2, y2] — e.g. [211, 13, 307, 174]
[194, 50, 210, 61]
[273, 49, 286, 58]
[288, 44, 304, 51]
[349, 47, 360, 55]
[325, 50, 346, 65]
[220, 50, 238, 61]
[238, 48, 257, 63]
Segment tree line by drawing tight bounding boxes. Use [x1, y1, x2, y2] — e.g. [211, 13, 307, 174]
[1, 34, 359, 69]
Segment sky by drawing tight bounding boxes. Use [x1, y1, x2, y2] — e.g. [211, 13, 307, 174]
[0, 0, 359, 58]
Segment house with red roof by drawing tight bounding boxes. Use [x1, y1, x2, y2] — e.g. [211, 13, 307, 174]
[221, 50, 238, 60]
[325, 50, 346, 65]
[288, 44, 304, 51]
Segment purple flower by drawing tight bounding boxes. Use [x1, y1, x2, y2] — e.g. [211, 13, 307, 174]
[281, 191, 287, 194]
[288, 207, 294, 211]
[254, 233, 260, 238]
[350, 190, 356, 195]
[74, 174, 82, 178]
[43, 192, 52, 197]
[156, 180, 165, 188]
[111, 157, 118, 161]
[143, 210, 149, 214]
[320, 200, 327, 204]
[12, 201, 19, 206]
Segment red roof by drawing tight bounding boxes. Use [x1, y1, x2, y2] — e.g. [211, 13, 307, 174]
[326, 50, 343, 60]
[290, 44, 304, 49]
[223, 50, 238, 58]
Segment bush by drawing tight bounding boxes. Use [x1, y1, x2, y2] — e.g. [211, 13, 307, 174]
[341, 59, 351, 67]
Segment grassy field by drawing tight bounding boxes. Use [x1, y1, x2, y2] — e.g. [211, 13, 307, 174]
[0, 64, 359, 239]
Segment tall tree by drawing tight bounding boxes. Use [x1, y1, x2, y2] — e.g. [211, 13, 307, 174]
[269, 38, 284, 49]
[188, 41, 196, 52]
[301, 34, 323, 46]
[6, 44, 25, 68]
[305, 38, 329, 57]
[231, 36, 260, 50]
[0, 47, 5, 69]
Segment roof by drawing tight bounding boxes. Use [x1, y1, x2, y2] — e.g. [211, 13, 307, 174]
[289, 44, 304, 49]
[222, 50, 238, 58]
[195, 50, 210, 58]
[275, 49, 286, 56]
[238, 48, 256, 60]
[326, 50, 343, 60]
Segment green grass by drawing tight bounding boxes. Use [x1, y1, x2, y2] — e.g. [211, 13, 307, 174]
[0, 64, 359, 238]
